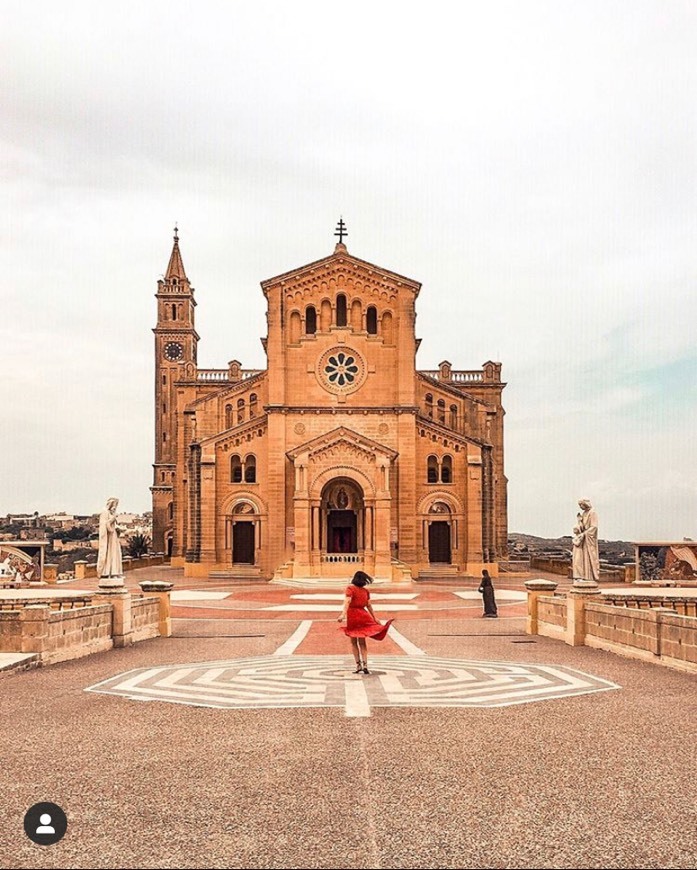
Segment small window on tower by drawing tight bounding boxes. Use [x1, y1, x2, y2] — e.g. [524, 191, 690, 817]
[244, 454, 256, 483]
[231, 455, 242, 483]
[305, 305, 317, 335]
[427, 455, 438, 484]
[367, 306, 378, 335]
[336, 294, 347, 327]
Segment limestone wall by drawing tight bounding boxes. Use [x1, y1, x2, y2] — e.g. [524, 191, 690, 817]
[45, 604, 114, 664]
[131, 596, 159, 642]
[529, 586, 697, 674]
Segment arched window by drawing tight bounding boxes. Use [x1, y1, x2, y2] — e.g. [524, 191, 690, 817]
[336, 293, 347, 327]
[437, 399, 446, 424]
[441, 455, 453, 484]
[449, 405, 458, 430]
[305, 305, 317, 334]
[249, 394, 258, 418]
[231, 454, 242, 483]
[225, 404, 233, 429]
[237, 398, 245, 424]
[366, 306, 378, 335]
[171, 304, 177, 320]
[427, 455, 438, 484]
[381, 310, 393, 344]
[289, 310, 301, 344]
[320, 299, 332, 331]
[425, 394, 433, 418]
[351, 299, 362, 330]
[244, 454, 256, 483]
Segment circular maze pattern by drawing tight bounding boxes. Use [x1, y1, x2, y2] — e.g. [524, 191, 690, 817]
[86, 655, 620, 715]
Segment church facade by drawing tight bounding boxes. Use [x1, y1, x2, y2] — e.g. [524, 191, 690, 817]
[151, 231, 508, 580]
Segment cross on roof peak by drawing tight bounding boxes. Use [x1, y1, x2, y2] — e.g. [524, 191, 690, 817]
[334, 217, 348, 245]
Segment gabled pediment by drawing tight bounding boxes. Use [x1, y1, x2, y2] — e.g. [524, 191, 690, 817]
[287, 426, 398, 463]
[262, 244, 421, 297]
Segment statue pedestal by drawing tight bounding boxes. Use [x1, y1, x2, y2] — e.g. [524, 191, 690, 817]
[97, 575, 125, 591]
[570, 579, 600, 592]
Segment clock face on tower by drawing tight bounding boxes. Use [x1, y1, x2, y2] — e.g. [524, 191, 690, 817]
[163, 341, 184, 362]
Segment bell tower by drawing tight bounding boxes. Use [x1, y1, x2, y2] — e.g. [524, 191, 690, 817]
[151, 227, 199, 553]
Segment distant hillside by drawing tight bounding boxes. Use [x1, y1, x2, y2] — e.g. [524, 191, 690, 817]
[509, 532, 634, 564]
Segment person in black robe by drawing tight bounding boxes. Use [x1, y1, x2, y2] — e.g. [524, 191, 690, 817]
[478, 570, 498, 618]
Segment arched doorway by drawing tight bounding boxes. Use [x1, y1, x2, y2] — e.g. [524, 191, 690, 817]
[428, 501, 452, 564]
[321, 479, 364, 554]
[230, 501, 258, 565]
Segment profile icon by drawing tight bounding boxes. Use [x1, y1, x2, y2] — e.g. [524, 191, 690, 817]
[23, 802, 67, 845]
[36, 813, 56, 834]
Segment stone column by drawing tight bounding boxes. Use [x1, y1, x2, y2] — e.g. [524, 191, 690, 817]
[566, 583, 601, 647]
[524, 578, 559, 635]
[139, 581, 173, 638]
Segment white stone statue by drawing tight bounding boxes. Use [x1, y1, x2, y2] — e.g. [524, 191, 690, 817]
[97, 497, 123, 579]
[572, 498, 599, 582]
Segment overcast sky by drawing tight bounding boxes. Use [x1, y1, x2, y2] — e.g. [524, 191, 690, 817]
[2, 1, 696, 540]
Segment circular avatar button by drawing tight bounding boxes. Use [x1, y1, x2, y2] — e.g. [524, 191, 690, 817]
[23, 802, 68, 846]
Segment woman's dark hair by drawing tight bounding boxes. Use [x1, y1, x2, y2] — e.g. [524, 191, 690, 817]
[351, 570, 373, 587]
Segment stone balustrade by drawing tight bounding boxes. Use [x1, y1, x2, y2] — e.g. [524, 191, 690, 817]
[0, 582, 173, 665]
[526, 579, 697, 674]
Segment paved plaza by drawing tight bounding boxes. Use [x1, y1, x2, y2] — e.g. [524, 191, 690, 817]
[2, 569, 697, 869]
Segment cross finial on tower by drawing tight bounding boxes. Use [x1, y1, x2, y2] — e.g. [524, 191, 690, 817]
[334, 217, 348, 245]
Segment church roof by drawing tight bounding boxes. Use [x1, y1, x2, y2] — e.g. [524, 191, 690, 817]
[261, 243, 421, 294]
[165, 227, 188, 281]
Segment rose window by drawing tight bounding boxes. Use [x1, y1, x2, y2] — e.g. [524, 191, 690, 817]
[324, 352, 359, 386]
[316, 346, 367, 395]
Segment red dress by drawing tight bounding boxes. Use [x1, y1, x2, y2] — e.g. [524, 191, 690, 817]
[341, 585, 393, 639]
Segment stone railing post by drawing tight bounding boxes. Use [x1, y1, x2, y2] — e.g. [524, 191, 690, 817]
[74, 560, 87, 580]
[94, 582, 132, 648]
[524, 579, 559, 635]
[20, 604, 50, 656]
[138, 581, 174, 638]
[653, 606, 678, 658]
[566, 581, 602, 646]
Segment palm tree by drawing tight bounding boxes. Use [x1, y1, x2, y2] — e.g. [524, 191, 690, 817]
[127, 533, 151, 558]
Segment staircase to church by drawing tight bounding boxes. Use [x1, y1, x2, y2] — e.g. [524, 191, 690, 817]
[208, 565, 263, 581]
[417, 565, 460, 580]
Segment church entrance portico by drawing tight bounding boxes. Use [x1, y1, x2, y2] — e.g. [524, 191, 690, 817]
[287, 427, 397, 579]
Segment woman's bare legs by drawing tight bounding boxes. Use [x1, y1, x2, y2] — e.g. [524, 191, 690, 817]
[350, 637, 362, 668]
[358, 638, 368, 672]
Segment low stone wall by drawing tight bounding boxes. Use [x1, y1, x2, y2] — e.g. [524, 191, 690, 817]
[131, 596, 159, 642]
[46, 604, 114, 664]
[537, 595, 567, 639]
[530, 557, 570, 576]
[601, 594, 697, 617]
[0, 583, 172, 666]
[527, 579, 697, 674]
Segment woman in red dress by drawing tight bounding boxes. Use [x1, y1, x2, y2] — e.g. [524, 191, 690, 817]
[337, 570, 393, 674]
